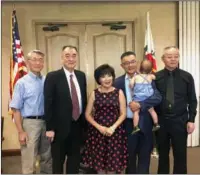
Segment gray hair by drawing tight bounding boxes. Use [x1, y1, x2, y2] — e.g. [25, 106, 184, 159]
[161, 46, 179, 59]
[27, 50, 45, 59]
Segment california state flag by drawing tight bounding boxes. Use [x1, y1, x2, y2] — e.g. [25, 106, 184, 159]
[144, 12, 157, 72]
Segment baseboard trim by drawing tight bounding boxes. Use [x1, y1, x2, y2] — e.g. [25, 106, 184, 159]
[2, 149, 21, 157]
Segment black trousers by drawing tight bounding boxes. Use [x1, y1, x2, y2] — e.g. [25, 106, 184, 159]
[51, 121, 81, 174]
[156, 116, 188, 174]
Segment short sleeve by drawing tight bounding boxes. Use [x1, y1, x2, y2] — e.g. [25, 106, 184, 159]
[9, 81, 24, 110]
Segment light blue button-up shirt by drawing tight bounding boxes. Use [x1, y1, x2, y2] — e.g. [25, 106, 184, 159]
[125, 74, 134, 119]
[9, 72, 45, 118]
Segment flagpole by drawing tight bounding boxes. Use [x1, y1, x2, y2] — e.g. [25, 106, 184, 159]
[8, 7, 14, 116]
[145, 11, 159, 158]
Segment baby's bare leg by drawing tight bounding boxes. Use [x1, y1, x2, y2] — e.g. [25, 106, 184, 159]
[148, 107, 158, 124]
[133, 109, 140, 127]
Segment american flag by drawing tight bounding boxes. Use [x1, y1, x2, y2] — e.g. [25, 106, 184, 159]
[9, 10, 27, 114]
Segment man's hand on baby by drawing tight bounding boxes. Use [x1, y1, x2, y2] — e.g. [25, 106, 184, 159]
[129, 101, 141, 112]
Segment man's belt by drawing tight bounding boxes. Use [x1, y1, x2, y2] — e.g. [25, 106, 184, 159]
[25, 116, 44, 119]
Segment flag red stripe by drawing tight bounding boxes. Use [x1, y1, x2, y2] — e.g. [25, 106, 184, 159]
[17, 53, 22, 58]
[145, 53, 157, 71]
[18, 62, 26, 67]
[16, 44, 20, 49]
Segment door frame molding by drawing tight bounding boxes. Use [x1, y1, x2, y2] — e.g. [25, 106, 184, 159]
[32, 19, 135, 53]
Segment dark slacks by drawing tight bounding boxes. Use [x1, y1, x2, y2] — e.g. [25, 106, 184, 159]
[157, 116, 188, 174]
[125, 119, 153, 174]
[51, 121, 81, 174]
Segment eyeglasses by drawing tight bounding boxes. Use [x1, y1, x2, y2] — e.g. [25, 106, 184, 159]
[28, 58, 44, 63]
[122, 60, 137, 66]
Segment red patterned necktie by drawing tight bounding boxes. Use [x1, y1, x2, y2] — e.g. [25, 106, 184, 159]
[70, 74, 80, 121]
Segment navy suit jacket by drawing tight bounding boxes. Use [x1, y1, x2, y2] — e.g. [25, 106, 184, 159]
[114, 74, 162, 134]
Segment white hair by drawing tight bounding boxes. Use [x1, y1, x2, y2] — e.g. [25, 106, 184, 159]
[27, 50, 45, 59]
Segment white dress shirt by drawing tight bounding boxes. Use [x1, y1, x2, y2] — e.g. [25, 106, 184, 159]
[63, 67, 82, 114]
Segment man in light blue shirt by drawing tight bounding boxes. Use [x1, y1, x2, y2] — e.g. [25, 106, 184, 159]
[114, 51, 162, 174]
[10, 50, 52, 174]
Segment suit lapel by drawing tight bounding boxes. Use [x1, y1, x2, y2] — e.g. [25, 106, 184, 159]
[60, 68, 71, 99]
[120, 75, 126, 99]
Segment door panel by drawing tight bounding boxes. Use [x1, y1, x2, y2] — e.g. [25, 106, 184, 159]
[36, 24, 86, 73]
[46, 34, 79, 71]
[86, 23, 133, 92]
[36, 22, 133, 95]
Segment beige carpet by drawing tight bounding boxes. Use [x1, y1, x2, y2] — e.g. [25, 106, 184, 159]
[2, 147, 200, 174]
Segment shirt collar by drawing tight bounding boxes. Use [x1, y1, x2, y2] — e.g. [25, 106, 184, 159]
[164, 67, 179, 76]
[63, 66, 75, 77]
[28, 71, 42, 79]
[125, 72, 137, 79]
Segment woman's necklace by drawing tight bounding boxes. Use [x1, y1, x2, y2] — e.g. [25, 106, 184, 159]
[100, 87, 114, 98]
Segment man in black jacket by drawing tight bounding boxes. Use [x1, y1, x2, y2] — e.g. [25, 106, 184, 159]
[44, 45, 87, 174]
[155, 46, 197, 174]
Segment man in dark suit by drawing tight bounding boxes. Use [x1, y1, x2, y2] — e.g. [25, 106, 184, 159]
[114, 51, 162, 174]
[44, 45, 87, 174]
[155, 46, 197, 174]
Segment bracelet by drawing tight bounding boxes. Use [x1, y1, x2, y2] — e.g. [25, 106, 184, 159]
[110, 126, 115, 132]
